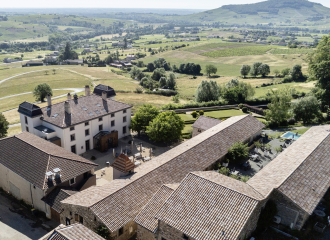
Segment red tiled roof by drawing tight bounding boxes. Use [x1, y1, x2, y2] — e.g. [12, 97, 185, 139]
[111, 154, 135, 173]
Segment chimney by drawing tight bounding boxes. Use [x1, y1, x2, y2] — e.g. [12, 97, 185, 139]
[102, 91, 107, 101]
[67, 93, 71, 100]
[53, 168, 61, 178]
[47, 94, 52, 107]
[46, 171, 54, 181]
[85, 85, 90, 96]
[64, 101, 71, 114]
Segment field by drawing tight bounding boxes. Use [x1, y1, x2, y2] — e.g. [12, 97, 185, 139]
[270, 48, 314, 55]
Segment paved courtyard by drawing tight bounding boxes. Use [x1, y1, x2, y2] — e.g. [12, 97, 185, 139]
[0, 191, 58, 240]
[82, 134, 184, 185]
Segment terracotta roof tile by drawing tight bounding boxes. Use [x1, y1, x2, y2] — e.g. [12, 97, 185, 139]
[155, 172, 262, 240]
[40, 223, 105, 240]
[134, 184, 179, 233]
[191, 115, 222, 130]
[0, 132, 97, 189]
[62, 115, 265, 232]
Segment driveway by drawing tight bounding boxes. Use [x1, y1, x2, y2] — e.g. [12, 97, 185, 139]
[0, 192, 56, 240]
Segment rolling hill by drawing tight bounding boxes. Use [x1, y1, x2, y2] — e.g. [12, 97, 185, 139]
[180, 0, 330, 28]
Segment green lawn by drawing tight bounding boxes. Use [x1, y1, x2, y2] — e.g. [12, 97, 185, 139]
[177, 113, 195, 122]
[204, 109, 246, 119]
[182, 124, 193, 134]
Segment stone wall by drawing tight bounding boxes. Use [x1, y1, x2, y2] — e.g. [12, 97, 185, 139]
[136, 225, 156, 240]
[157, 221, 194, 240]
[270, 189, 309, 230]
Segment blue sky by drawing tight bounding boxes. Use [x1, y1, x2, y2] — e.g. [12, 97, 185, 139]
[2, 0, 330, 9]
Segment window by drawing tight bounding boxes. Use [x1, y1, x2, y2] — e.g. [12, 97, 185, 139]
[79, 216, 83, 224]
[74, 214, 78, 221]
[198, 129, 202, 133]
[71, 145, 76, 154]
[119, 227, 124, 236]
[70, 134, 75, 141]
[25, 116, 28, 124]
[123, 110, 127, 114]
[94, 216, 97, 221]
[123, 126, 127, 135]
[99, 124, 103, 131]
[111, 113, 115, 117]
[26, 127, 29, 132]
[85, 122, 89, 126]
[70, 126, 74, 131]
[69, 211, 72, 216]
[111, 120, 115, 127]
[69, 178, 76, 185]
[123, 116, 127, 122]
[66, 217, 70, 226]
[99, 117, 103, 122]
[85, 129, 90, 136]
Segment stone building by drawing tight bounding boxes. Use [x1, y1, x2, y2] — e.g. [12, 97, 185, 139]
[60, 115, 264, 240]
[155, 172, 265, 240]
[248, 125, 330, 230]
[191, 115, 222, 137]
[0, 132, 97, 221]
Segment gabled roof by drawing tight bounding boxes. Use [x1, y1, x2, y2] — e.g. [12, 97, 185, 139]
[155, 172, 263, 240]
[18, 101, 43, 117]
[134, 183, 179, 233]
[62, 115, 265, 232]
[191, 115, 222, 131]
[0, 132, 97, 190]
[37, 94, 131, 128]
[111, 153, 135, 173]
[39, 223, 105, 240]
[248, 125, 330, 215]
[42, 188, 78, 213]
[93, 84, 116, 98]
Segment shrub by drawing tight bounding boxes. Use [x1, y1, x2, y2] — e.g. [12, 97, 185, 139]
[240, 175, 250, 182]
[135, 87, 143, 93]
[199, 110, 204, 115]
[230, 174, 240, 180]
[227, 142, 249, 163]
[242, 107, 248, 113]
[172, 95, 180, 103]
[283, 75, 293, 83]
[218, 167, 230, 176]
[191, 111, 198, 118]
[238, 103, 244, 109]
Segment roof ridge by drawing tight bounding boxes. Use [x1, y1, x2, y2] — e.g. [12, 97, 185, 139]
[90, 115, 251, 208]
[277, 131, 330, 190]
[191, 172, 264, 201]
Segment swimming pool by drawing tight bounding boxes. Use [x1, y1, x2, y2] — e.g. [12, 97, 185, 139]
[281, 131, 301, 140]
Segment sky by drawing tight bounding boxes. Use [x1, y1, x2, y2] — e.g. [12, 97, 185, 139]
[1, 0, 330, 9]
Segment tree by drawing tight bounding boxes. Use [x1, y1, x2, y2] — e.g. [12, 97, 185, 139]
[59, 42, 78, 61]
[258, 64, 270, 77]
[222, 79, 255, 103]
[273, 69, 280, 77]
[205, 64, 217, 77]
[265, 89, 292, 125]
[227, 142, 249, 163]
[195, 80, 221, 103]
[151, 68, 166, 81]
[250, 62, 262, 77]
[129, 67, 142, 80]
[240, 65, 251, 78]
[104, 55, 113, 64]
[159, 77, 167, 88]
[166, 73, 176, 90]
[147, 62, 155, 72]
[123, 38, 127, 49]
[146, 111, 185, 142]
[33, 83, 53, 102]
[131, 104, 159, 135]
[95, 225, 112, 240]
[281, 68, 290, 77]
[290, 64, 303, 80]
[0, 113, 9, 138]
[292, 96, 322, 124]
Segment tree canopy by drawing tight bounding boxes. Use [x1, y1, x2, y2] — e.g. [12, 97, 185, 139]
[0, 113, 9, 139]
[222, 79, 255, 103]
[240, 65, 251, 78]
[33, 83, 53, 102]
[265, 89, 292, 125]
[227, 142, 249, 163]
[59, 42, 78, 61]
[195, 80, 221, 103]
[131, 104, 159, 135]
[146, 111, 184, 142]
[151, 68, 166, 81]
[292, 96, 322, 124]
[205, 64, 218, 77]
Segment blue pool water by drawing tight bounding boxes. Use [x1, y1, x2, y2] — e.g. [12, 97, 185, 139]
[281, 132, 301, 140]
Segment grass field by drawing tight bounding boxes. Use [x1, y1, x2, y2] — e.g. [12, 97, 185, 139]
[7, 125, 22, 137]
[254, 81, 316, 97]
[204, 109, 247, 119]
[200, 45, 280, 58]
[270, 48, 314, 54]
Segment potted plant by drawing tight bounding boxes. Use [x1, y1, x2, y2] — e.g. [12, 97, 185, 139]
[222, 158, 229, 167]
[254, 141, 261, 153]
